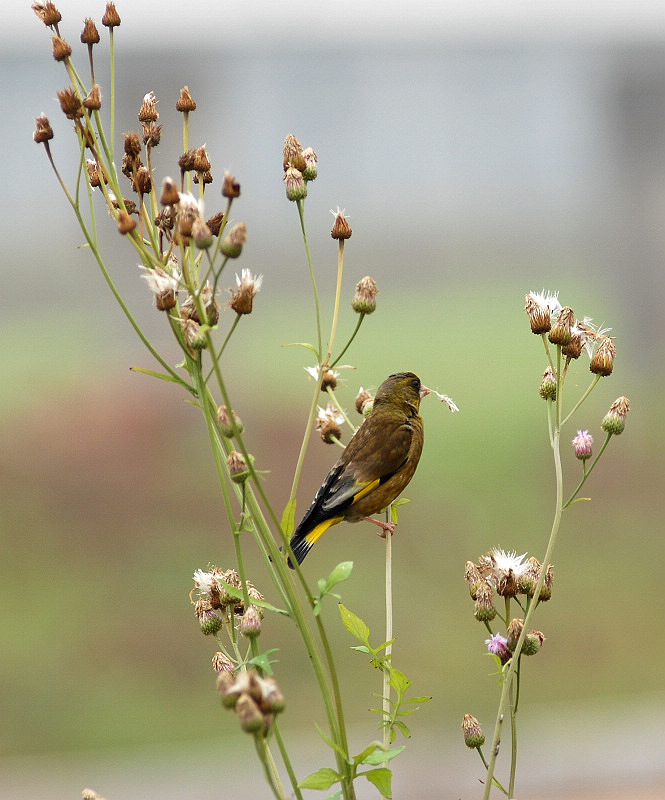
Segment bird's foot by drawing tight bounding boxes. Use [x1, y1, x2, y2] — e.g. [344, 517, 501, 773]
[364, 516, 396, 538]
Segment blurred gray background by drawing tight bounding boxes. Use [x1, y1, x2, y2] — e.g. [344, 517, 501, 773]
[3, 1, 665, 798]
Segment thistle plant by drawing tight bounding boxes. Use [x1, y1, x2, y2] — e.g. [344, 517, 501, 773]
[461, 290, 630, 798]
[31, 5, 458, 799]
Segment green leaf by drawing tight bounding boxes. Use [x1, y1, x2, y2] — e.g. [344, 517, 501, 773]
[298, 768, 343, 790]
[281, 498, 297, 538]
[361, 746, 405, 766]
[324, 792, 342, 800]
[248, 648, 279, 674]
[315, 724, 352, 763]
[392, 720, 412, 739]
[129, 366, 184, 385]
[363, 767, 393, 797]
[338, 604, 371, 646]
[352, 740, 382, 766]
[326, 561, 353, 589]
[350, 645, 371, 654]
[388, 667, 411, 694]
[282, 341, 319, 356]
[405, 695, 432, 704]
[218, 581, 288, 616]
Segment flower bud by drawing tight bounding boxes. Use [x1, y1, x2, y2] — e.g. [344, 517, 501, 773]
[352, 276, 378, 314]
[464, 561, 483, 600]
[33, 114, 54, 144]
[192, 218, 213, 250]
[235, 693, 264, 734]
[222, 171, 241, 198]
[33, 2, 62, 28]
[284, 166, 307, 201]
[51, 35, 72, 62]
[258, 676, 286, 715]
[506, 618, 523, 651]
[195, 599, 223, 636]
[160, 177, 180, 206]
[239, 605, 262, 639]
[216, 405, 244, 438]
[227, 450, 250, 484]
[182, 319, 207, 351]
[283, 133, 306, 172]
[220, 222, 247, 258]
[601, 396, 630, 435]
[57, 87, 83, 119]
[80, 18, 100, 45]
[462, 714, 485, 749]
[82, 84, 102, 111]
[589, 336, 616, 377]
[522, 630, 545, 656]
[116, 209, 136, 235]
[548, 306, 575, 346]
[518, 556, 541, 597]
[539, 366, 557, 400]
[138, 91, 159, 124]
[302, 147, 318, 181]
[206, 211, 225, 236]
[572, 429, 593, 461]
[229, 270, 262, 315]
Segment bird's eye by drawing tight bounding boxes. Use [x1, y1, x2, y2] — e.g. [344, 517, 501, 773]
[411, 378, 420, 391]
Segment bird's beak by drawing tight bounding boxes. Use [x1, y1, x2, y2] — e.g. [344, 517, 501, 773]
[420, 384, 431, 399]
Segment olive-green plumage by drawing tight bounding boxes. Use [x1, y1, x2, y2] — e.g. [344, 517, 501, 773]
[288, 372, 429, 567]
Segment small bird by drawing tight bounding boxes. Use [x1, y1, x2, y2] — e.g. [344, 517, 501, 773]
[288, 372, 430, 567]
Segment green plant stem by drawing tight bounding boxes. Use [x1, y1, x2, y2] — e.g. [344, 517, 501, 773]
[325, 240, 345, 365]
[560, 374, 602, 427]
[382, 507, 393, 777]
[297, 199, 322, 359]
[508, 674, 517, 798]
[330, 313, 365, 369]
[255, 734, 288, 800]
[288, 379, 323, 508]
[564, 432, 612, 508]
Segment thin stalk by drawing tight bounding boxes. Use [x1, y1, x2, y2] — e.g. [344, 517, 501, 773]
[382, 506, 393, 765]
[560, 374, 601, 427]
[564, 432, 612, 508]
[325, 240, 345, 365]
[296, 199, 322, 359]
[330, 313, 365, 369]
[254, 734, 288, 800]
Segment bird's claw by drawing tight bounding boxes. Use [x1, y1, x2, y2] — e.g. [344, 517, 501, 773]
[364, 516, 396, 538]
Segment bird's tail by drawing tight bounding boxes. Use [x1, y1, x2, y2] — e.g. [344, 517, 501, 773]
[288, 516, 343, 568]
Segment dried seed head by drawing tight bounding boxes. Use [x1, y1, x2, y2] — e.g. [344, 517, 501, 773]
[192, 146, 211, 173]
[116, 209, 136, 235]
[320, 369, 338, 392]
[212, 651, 235, 674]
[181, 284, 219, 325]
[182, 318, 207, 351]
[258, 676, 286, 715]
[57, 87, 83, 119]
[284, 166, 307, 201]
[355, 387, 374, 416]
[133, 166, 152, 195]
[220, 222, 247, 258]
[562, 324, 585, 359]
[174, 192, 203, 240]
[316, 403, 344, 444]
[141, 265, 180, 311]
[539, 565, 554, 601]
[572, 429, 593, 461]
[331, 208, 352, 240]
[228, 269, 263, 315]
[123, 131, 141, 157]
[80, 17, 100, 45]
[102, 2, 121, 28]
[473, 580, 496, 622]
[82, 84, 102, 111]
[82, 790, 105, 800]
[86, 159, 106, 187]
[462, 714, 485, 749]
[206, 211, 225, 236]
[32, 2, 62, 28]
[160, 177, 180, 206]
[138, 91, 159, 124]
[178, 149, 197, 172]
[601, 396, 630, 435]
[548, 306, 575, 346]
[524, 290, 560, 334]
[539, 366, 557, 400]
[464, 560, 483, 599]
[589, 336, 616, 377]
[518, 556, 541, 597]
[193, 169, 213, 186]
[283, 133, 306, 172]
[33, 114, 54, 144]
[143, 124, 162, 148]
[222, 171, 241, 198]
[176, 86, 196, 112]
[352, 276, 378, 314]
[51, 35, 71, 61]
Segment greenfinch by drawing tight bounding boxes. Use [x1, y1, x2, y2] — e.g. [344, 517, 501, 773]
[288, 372, 430, 567]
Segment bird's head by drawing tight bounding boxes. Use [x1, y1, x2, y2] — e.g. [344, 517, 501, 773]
[374, 372, 431, 415]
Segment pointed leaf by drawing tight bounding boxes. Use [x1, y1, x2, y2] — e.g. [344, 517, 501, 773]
[362, 746, 405, 765]
[324, 791, 342, 800]
[281, 498, 297, 538]
[363, 767, 393, 797]
[326, 561, 353, 589]
[129, 366, 185, 385]
[352, 740, 382, 766]
[298, 768, 343, 790]
[338, 603, 370, 646]
[392, 720, 412, 739]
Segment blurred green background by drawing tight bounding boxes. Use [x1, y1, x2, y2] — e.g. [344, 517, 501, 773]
[3, 1, 665, 798]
